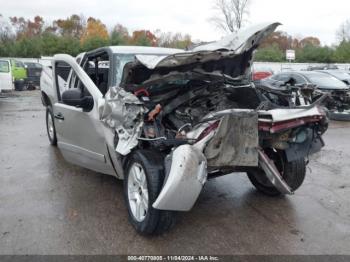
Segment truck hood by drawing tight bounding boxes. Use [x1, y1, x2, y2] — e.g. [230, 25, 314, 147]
[121, 22, 280, 86]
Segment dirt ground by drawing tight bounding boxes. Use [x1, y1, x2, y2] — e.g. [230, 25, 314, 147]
[0, 90, 350, 255]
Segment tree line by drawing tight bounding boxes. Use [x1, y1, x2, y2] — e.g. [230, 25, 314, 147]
[254, 30, 350, 63]
[0, 14, 192, 58]
[1, 11, 350, 63]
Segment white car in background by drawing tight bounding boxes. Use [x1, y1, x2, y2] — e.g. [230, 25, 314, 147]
[0, 59, 13, 92]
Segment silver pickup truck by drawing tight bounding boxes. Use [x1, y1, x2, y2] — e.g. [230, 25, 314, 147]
[40, 22, 328, 235]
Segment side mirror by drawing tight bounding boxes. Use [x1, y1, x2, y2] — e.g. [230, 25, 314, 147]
[61, 89, 94, 111]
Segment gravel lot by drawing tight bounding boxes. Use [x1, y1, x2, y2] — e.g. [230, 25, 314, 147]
[0, 90, 350, 255]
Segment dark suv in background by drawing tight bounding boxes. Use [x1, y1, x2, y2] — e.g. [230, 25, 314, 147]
[24, 62, 43, 89]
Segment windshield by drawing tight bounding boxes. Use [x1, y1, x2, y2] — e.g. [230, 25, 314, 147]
[307, 73, 348, 89]
[114, 53, 173, 86]
[14, 60, 25, 68]
[0, 60, 10, 73]
[114, 54, 135, 86]
[25, 62, 42, 69]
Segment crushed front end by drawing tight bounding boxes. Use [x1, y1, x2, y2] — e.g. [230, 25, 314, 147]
[100, 22, 329, 211]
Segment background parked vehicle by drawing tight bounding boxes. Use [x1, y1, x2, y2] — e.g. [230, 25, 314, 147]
[10, 59, 27, 91]
[256, 80, 317, 108]
[0, 59, 13, 92]
[251, 67, 273, 81]
[262, 71, 350, 120]
[24, 62, 43, 89]
[307, 64, 339, 71]
[316, 70, 350, 85]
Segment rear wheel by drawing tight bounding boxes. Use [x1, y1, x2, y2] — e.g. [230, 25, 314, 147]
[124, 150, 175, 235]
[46, 106, 57, 146]
[247, 150, 306, 196]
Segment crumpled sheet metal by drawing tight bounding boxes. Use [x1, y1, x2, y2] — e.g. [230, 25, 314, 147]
[99, 86, 144, 155]
[192, 22, 281, 53]
[135, 22, 281, 70]
[152, 144, 208, 211]
[204, 111, 259, 167]
[258, 106, 322, 123]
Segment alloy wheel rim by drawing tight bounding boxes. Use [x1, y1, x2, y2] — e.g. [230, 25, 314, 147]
[47, 113, 54, 140]
[127, 163, 149, 222]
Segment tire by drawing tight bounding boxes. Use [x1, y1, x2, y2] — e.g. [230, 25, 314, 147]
[247, 150, 306, 196]
[46, 106, 57, 146]
[14, 80, 25, 91]
[124, 150, 175, 235]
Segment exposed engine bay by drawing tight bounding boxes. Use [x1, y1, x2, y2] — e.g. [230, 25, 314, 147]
[138, 80, 259, 149]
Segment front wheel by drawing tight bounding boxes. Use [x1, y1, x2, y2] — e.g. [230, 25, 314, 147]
[247, 151, 306, 196]
[46, 106, 57, 146]
[124, 150, 175, 235]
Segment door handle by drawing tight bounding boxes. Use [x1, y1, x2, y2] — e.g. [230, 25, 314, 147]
[54, 113, 64, 120]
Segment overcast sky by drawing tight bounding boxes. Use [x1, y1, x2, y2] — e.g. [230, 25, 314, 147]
[0, 0, 349, 45]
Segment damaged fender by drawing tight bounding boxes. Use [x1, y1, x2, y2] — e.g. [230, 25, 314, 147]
[99, 86, 145, 155]
[152, 144, 207, 211]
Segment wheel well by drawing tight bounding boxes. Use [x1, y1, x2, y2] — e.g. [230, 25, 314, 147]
[41, 91, 51, 107]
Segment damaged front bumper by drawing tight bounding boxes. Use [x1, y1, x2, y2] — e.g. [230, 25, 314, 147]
[152, 144, 207, 211]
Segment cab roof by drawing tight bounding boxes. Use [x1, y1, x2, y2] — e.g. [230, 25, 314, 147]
[108, 46, 183, 55]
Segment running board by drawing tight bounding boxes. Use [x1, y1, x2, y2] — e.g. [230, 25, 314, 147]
[257, 149, 293, 195]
